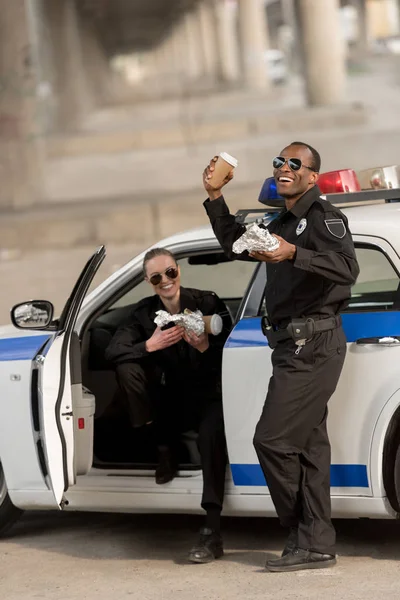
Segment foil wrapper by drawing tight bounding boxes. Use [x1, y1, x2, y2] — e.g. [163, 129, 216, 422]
[232, 223, 280, 254]
[154, 309, 205, 336]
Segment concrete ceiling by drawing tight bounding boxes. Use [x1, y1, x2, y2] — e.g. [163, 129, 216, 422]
[78, 0, 201, 54]
[78, 0, 371, 55]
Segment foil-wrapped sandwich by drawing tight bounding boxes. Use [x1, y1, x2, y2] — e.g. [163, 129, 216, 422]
[232, 223, 280, 254]
[154, 309, 223, 336]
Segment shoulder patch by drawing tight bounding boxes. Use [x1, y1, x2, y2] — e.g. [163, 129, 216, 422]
[324, 218, 346, 239]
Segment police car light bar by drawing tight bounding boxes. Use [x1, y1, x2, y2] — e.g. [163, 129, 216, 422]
[321, 187, 400, 205]
[235, 207, 281, 224]
[258, 170, 362, 207]
[357, 165, 400, 190]
[239, 188, 400, 224]
[258, 177, 284, 207]
[318, 169, 361, 194]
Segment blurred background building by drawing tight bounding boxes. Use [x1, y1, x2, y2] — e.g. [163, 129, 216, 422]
[0, 0, 400, 318]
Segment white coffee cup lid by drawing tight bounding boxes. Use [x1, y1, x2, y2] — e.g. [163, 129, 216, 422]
[219, 152, 238, 168]
[209, 314, 223, 335]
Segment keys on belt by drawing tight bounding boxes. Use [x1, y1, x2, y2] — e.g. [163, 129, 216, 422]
[261, 315, 341, 349]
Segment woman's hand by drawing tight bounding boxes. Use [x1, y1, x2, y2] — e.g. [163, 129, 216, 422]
[183, 330, 210, 353]
[145, 326, 184, 353]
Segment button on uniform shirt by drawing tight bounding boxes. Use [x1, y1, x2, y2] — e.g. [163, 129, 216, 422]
[204, 185, 360, 326]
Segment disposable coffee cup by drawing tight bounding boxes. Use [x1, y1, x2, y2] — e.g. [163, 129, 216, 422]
[203, 314, 223, 336]
[209, 152, 238, 189]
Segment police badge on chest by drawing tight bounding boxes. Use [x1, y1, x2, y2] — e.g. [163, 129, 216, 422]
[296, 218, 307, 236]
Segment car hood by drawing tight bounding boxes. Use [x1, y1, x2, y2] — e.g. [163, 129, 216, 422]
[0, 323, 49, 340]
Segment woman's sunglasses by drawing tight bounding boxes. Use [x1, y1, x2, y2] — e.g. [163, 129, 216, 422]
[273, 156, 317, 172]
[149, 267, 179, 286]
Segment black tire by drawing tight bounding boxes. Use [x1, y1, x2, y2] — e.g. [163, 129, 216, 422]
[0, 462, 23, 537]
[394, 445, 400, 511]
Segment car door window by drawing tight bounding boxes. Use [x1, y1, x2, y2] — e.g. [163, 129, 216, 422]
[108, 252, 257, 321]
[257, 243, 400, 316]
[345, 245, 400, 312]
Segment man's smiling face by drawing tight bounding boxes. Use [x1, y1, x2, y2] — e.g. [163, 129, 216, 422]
[274, 144, 319, 200]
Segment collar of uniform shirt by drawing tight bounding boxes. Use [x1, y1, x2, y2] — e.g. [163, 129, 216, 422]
[283, 185, 322, 219]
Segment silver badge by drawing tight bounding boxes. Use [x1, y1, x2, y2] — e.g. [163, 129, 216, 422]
[325, 219, 346, 239]
[296, 218, 307, 236]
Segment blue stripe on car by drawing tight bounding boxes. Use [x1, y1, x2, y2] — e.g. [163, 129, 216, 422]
[231, 463, 369, 488]
[0, 335, 51, 361]
[225, 312, 400, 348]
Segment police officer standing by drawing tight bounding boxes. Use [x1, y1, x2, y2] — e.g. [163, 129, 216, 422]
[202, 142, 360, 572]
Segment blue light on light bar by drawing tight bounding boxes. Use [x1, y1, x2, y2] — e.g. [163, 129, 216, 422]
[258, 177, 283, 205]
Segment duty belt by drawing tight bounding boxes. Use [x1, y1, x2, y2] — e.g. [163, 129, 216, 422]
[261, 315, 342, 349]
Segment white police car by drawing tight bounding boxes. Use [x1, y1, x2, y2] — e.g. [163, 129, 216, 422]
[1, 167, 400, 536]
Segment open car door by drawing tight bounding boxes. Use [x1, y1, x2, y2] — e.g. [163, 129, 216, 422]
[40, 246, 106, 507]
[5, 246, 106, 510]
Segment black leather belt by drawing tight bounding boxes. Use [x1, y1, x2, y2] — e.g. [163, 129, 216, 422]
[261, 315, 341, 349]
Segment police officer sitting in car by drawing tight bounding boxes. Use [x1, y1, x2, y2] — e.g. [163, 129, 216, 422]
[202, 142, 360, 572]
[105, 247, 231, 563]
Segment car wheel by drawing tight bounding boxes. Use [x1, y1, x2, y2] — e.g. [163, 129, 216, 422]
[0, 462, 23, 536]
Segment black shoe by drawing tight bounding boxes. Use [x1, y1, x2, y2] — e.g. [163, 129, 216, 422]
[155, 448, 177, 485]
[188, 527, 224, 564]
[282, 527, 298, 557]
[266, 548, 336, 572]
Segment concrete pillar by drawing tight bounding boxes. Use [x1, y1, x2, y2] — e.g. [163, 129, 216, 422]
[44, 0, 91, 131]
[281, 0, 301, 73]
[348, 0, 369, 58]
[198, 0, 219, 79]
[0, 0, 45, 209]
[184, 9, 205, 79]
[214, 0, 241, 83]
[297, 0, 346, 106]
[238, 0, 270, 91]
[79, 18, 112, 107]
[170, 24, 184, 78]
[387, 0, 400, 35]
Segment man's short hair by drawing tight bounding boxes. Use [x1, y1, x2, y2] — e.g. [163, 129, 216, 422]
[287, 141, 321, 172]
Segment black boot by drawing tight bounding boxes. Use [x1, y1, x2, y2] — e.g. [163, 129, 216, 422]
[188, 527, 224, 564]
[155, 446, 177, 485]
[282, 527, 298, 557]
[266, 548, 336, 573]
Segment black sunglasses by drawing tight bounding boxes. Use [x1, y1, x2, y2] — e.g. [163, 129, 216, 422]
[149, 267, 179, 286]
[273, 156, 317, 172]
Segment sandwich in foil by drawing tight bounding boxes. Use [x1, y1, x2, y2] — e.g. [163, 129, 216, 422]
[154, 309, 205, 336]
[154, 309, 223, 336]
[232, 223, 280, 254]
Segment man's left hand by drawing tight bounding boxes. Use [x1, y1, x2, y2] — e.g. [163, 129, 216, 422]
[183, 330, 209, 353]
[249, 235, 296, 263]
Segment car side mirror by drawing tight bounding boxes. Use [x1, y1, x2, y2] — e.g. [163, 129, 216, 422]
[11, 300, 55, 330]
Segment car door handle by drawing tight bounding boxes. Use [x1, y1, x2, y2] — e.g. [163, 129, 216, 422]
[356, 336, 400, 345]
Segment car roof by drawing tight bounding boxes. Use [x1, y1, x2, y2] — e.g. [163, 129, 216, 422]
[121, 202, 400, 268]
[88, 202, 400, 304]
[342, 202, 400, 249]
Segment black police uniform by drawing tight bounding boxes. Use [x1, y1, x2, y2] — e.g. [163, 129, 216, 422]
[204, 185, 360, 555]
[105, 286, 232, 515]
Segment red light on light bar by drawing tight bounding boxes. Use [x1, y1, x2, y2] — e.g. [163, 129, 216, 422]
[318, 169, 361, 194]
[78, 418, 85, 430]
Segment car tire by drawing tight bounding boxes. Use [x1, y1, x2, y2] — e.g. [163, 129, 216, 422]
[393, 443, 400, 513]
[0, 462, 23, 537]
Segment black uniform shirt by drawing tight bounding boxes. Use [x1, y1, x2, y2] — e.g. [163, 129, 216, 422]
[105, 287, 232, 395]
[204, 185, 360, 326]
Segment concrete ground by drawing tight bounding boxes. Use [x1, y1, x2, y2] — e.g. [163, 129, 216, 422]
[1, 512, 400, 599]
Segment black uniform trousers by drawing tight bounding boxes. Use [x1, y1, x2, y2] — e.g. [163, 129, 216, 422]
[116, 361, 227, 511]
[253, 325, 346, 555]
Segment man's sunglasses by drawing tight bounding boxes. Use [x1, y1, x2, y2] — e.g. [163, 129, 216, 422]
[149, 267, 179, 286]
[273, 156, 317, 172]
